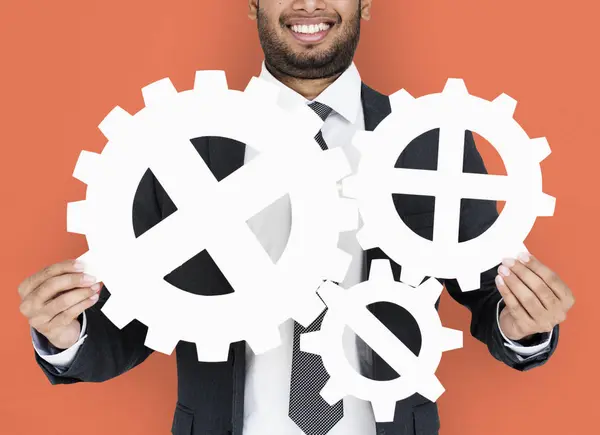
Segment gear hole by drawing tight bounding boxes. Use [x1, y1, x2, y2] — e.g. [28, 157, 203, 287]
[344, 302, 422, 381]
[470, 132, 506, 215]
[391, 130, 507, 242]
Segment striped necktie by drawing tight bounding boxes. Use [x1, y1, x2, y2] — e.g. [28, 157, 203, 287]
[308, 101, 334, 150]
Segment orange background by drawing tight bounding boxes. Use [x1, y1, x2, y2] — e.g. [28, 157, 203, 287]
[1, 1, 598, 434]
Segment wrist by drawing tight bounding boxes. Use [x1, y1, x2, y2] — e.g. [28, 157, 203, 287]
[498, 308, 526, 341]
[47, 318, 82, 350]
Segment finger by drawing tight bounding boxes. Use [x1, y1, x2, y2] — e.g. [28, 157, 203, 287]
[516, 252, 570, 302]
[25, 272, 97, 314]
[18, 259, 85, 299]
[502, 258, 560, 312]
[495, 274, 534, 322]
[35, 284, 101, 325]
[46, 292, 100, 331]
[20, 273, 97, 319]
[498, 264, 547, 321]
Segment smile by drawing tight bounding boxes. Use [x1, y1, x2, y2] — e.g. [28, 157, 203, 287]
[287, 21, 334, 44]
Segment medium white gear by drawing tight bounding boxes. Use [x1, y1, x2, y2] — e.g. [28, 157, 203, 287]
[300, 259, 463, 422]
[67, 70, 358, 362]
[342, 78, 556, 291]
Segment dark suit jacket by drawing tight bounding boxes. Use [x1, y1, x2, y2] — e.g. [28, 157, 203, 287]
[35, 83, 559, 435]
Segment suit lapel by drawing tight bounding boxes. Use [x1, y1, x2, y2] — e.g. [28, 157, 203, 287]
[362, 82, 392, 132]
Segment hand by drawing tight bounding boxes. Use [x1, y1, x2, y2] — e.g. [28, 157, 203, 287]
[495, 252, 574, 341]
[18, 259, 102, 349]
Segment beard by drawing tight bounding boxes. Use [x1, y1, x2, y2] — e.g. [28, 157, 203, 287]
[257, 4, 361, 80]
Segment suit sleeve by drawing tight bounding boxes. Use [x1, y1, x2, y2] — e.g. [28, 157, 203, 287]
[442, 131, 559, 371]
[34, 169, 161, 384]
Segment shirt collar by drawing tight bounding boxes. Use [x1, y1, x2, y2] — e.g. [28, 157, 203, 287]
[258, 61, 362, 123]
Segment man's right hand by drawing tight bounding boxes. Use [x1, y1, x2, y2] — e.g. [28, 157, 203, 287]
[18, 259, 101, 350]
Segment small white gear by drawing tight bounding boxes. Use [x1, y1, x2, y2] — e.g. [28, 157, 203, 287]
[300, 259, 463, 422]
[68, 70, 358, 362]
[342, 78, 556, 291]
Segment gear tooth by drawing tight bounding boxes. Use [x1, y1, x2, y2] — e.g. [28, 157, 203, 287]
[351, 130, 372, 155]
[319, 148, 352, 182]
[196, 341, 231, 362]
[389, 88, 415, 112]
[418, 375, 445, 402]
[418, 277, 444, 303]
[244, 76, 280, 105]
[73, 150, 102, 185]
[300, 330, 324, 354]
[144, 329, 178, 355]
[101, 295, 135, 329]
[320, 378, 346, 406]
[75, 251, 102, 277]
[326, 249, 353, 284]
[372, 400, 397, 422]
[440, 327, 463, 352]
[492, 93, 518, 117]
[291, 104, 323, 139]
[529, 137, 551, 162]
[369, 259, 394, 282]
[356, 226, 378, 250]
[141, 77, 178, 107]
[399, 267, 427, 288]
[67, 200, 90, 235]
[442, 78, 469, 96]
[98, 106, 133, 141]
[316, 281, 344, 310]
[335, 198, 359, 232]
[246, 328, 282, 355]
[518, 242, 529, 254]
[193, 70, 228, 93]
[457, 274, 481, 292]
[341, 174, 361, 199]
[535, 192, 556, 217]
[294, 294, 327, 327]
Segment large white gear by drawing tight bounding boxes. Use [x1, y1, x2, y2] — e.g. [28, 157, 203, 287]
[67, 70, 358, 362]
[342, 78, 556, 291]
[300, 259, 463, 422]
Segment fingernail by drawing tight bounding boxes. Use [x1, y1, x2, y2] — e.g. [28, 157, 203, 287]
[518, 252, 531, 263]
[73, 261, 86, 271]
[498, 265, 510, 277]
[90, 294, 99, 302]
[82, 274, 97, 284]
[495, 275, 505, 287]
[502, 258, 515, 267]
[91, 283, 101, 292]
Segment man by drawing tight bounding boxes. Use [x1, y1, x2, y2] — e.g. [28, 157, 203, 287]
[18, 1, 575, 434]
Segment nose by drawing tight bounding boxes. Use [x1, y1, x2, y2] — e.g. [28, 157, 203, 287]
[292, 0, 327, 13]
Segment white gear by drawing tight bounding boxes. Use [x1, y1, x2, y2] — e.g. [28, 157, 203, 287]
[67, 70, 358, 362]
[342, 78, 556, 291]
[300, 259, 463, 422]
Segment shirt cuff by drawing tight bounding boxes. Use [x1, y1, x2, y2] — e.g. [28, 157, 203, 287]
[31, 311, 88, 371]
[496, 299, 552, 358]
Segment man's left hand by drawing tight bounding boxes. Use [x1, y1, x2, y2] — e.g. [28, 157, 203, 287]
[495, 252, 575, 341]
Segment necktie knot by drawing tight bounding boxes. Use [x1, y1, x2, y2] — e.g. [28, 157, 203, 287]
[308, 101, 334, 121]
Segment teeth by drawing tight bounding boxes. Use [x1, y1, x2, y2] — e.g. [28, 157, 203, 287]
[291, 23, 331, 34]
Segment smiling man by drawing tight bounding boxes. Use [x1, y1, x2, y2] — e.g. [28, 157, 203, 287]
[19, 1, 574, 435]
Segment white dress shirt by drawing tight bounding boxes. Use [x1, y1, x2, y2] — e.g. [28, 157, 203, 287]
[31, 61, 552, 433]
